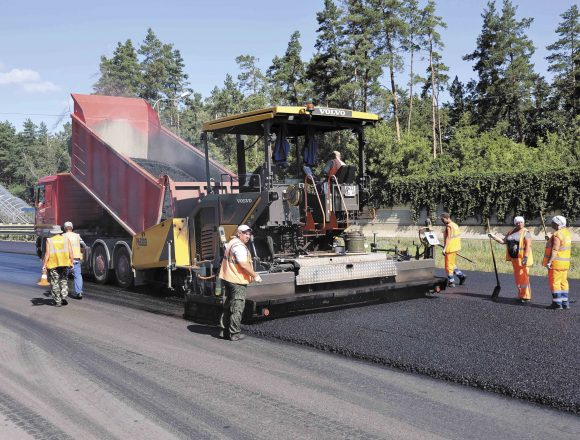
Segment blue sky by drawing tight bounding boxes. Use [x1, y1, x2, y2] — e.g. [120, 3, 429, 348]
[0, 0, 574, 133]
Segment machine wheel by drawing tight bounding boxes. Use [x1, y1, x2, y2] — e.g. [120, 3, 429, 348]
[92, 244, 110, 284]
[114, 246, 134, 288]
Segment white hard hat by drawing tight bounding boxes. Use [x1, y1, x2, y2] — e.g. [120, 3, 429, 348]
[552, 215, 566, 227]
[237, 224, 252, 233]
[64, 221, 73, 229]
[513, 216, 525, 225]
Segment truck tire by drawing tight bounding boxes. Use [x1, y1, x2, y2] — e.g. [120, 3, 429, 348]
[92, 244, 110, 284]
[114, 246, 133, 288]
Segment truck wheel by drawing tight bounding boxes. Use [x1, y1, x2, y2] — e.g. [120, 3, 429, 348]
[92, 244, 110, 284]
[114, 246, 133, 288]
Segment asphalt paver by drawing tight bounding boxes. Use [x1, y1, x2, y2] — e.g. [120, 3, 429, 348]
[245, 270, 579, 414]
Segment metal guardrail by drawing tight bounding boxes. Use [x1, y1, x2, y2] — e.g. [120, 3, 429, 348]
[0, 224, 35, 235]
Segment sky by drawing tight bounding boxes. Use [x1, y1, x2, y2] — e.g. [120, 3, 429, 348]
[0, 0, 575, 133]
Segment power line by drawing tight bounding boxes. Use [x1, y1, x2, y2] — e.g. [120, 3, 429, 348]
[0, 112, 64, 117]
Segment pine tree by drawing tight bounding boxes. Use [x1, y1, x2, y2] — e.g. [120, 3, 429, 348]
[546, 5, 579, 120]
[401, 0, 423, 133]
[464, 0, 536, 142]
[0, 121, 19, 185]
[446, 76, 465, 132]
[366, 0, 407, 139]
[306, 0, 351, 107]
[138, 28, 168, 102]
[421, 0, 447, 157]
[236, 55, 269, 110]
[267, 31, 308, 105]
[343, 0, 383, 112]
[93, 39, 141, 96]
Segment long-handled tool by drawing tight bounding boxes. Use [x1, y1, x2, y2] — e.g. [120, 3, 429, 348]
[486, 218, 501, 300]
[437, 244, 475, 263]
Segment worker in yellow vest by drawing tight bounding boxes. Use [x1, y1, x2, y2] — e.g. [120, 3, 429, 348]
[218, 225, 262, 341]
[488, 216, 533, 303]
[42, 225, 74, 307]
[543, 215, 572, 310]
[440, 212, 466, 287]
[63, 221, 86, 299]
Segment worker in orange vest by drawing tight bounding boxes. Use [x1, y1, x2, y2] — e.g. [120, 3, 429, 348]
[543, 215, 572, 310]
[488, 216, 533, 303]
[218, 225, 262, 341]
[440, 212, 466, 287]
[42, 225, 74, 307]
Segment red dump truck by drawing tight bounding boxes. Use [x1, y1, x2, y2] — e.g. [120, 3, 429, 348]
[35, 94, 232, 288]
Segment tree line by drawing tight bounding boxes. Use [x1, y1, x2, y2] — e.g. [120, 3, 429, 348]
[0, 0, 578, 202]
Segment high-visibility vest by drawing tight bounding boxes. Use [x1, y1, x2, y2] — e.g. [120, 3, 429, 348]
[219, 237, 253, 285]
[543, 228, 572, 270]
[505, 227, 533, 266]
[444, 221, 461, 253]
[46, 235, 71, 269]
[63, 231, 82, 260]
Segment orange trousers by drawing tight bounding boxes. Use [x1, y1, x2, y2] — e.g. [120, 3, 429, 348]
[511, 260, 531, 300]
[548, 269, 569, 305]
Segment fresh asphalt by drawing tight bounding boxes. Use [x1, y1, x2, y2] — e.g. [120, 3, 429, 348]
[2, 241, 579, 414]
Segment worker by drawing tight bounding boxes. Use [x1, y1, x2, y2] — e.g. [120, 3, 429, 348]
[323, 150, 345, 177]
[218, 225, 262, 341]
[543, 215, 572, 310]
[63, 221, 86, 299]
[488, 216, 533, 303]
[42, 225, 74, 307]
[440, 212, 466, 287]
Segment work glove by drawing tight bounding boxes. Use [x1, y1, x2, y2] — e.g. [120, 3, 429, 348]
[546, 262, 552, 270]
[254, 274, 263, 284]
[441, 250, 446, 256]
[521, 257, 528, 266]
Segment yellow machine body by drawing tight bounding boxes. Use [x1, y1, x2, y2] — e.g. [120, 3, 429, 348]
[132, 218, 191, 269]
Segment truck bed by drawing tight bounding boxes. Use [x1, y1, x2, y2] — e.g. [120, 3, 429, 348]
[69, 94, 234, 235]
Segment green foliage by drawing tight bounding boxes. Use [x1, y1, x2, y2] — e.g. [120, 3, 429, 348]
[93, 39, 142, 96]
[376, 168, 580, 224]
[546, 4, 579, 120]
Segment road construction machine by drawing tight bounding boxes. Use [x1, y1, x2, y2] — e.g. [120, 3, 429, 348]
[34, 94, 445, 322]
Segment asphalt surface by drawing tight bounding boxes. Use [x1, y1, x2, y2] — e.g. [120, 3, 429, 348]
[248, 271, 580, 414]
[3, 252, 579, 439]
[2, 241, 579, 415]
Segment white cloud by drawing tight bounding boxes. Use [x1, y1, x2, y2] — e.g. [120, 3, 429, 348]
[0, 68, 60, 92]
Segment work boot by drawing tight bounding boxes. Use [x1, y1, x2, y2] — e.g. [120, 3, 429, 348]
[448, 282, 456, 288]
[229, 334, 241, 341]
[54, 301, 62, 307]
[62, 299, 68, 306]
[562, 302, 570, 310]
[76, 293, 83, 300]
[458, 275, 466, 285]
[546, 303, 563, 310]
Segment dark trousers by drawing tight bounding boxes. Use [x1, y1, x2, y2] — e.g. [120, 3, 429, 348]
[219, 281, 247, 336]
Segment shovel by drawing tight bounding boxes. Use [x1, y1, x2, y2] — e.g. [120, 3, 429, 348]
[486, 218, 501, 300]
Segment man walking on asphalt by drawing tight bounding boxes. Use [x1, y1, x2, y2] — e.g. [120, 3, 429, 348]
[218, 225, 262, 341]
[63, 221, 86, 299]
[440, 212, 466, 287]
[544, 215, 572, 310]
[42, 225, 74, 307]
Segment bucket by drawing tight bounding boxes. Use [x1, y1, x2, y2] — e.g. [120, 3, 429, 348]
[345, 231, 366, 253]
